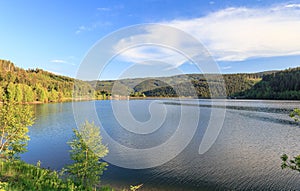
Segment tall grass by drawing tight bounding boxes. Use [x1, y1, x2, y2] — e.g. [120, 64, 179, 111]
[0, 159, 82, 191]
[0, 159, 142, 191]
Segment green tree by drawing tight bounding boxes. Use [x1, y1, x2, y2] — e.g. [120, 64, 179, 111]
[58, 91, 64, 102]
[15, 84, 23, 103]
[67, 121, 108, 189]
[0, 87, 4, 102]
[6, 82, 16, 101]
[281, 108, 300, 172]
[23, 84, 35, 102]
[48, 88, 58, 102]
[0, 99, 34, 159]
[35, 84, 48, 102]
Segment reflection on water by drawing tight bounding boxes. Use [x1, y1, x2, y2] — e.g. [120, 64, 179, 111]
[22, 99, 300, 190]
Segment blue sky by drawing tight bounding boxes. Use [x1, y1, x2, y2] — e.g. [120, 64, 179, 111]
[0, 0, 300, 80]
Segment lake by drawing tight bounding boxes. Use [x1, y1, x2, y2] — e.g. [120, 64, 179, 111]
[21, 99, 300, 190]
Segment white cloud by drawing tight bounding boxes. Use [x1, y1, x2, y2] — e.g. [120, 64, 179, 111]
[116, 46, 188, 68]
[113, 3, 300, 67]
[50, 59, 67, 64]
[285, 3, 300, 8]
[166, 4, 300, 61]
[113, 24, 212, 71]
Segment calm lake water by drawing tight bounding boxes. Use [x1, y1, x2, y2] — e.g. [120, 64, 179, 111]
[21, 99, 300, 190]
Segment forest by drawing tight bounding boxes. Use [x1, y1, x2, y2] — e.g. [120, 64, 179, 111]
[0, 59, 94, 103]
[90, 73, 264, 99]
[89, 68, 300, 100]
[237, 67, 300, 99]
[0, 59, 299, 101]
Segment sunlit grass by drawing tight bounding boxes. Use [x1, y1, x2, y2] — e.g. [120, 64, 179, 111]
[0, 159, 84, 191]
[0, 159, 142, 191]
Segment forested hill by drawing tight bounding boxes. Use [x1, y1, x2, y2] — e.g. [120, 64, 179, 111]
[0, 59, 93, 103]
[1, 59, 299, 101]
[90, 68, 300, 100]
[90, 72, 264, 98]
[238, 67, 300, 99]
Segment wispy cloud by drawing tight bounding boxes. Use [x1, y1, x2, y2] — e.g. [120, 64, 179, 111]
[113, 24, 202, 69]
[50, 59, 67, 64]
[49, 57, 76, 66]
[115, 46, 188, 68]
[113, 3, 300, 68]
[166, 3, 300, 61]
[284, 3, 300, 8]
[221, 66, 232, 70]
[76, 6, 115, 34]
[97, 7, 111, 11]
[75, 25, 88, 34]
[75, 21, 111, 34]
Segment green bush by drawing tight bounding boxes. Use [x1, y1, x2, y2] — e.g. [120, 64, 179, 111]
[281, 108, 300, 172]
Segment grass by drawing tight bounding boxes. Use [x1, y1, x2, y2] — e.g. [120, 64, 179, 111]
[0, 159, 141, 191]
[0, 159, 92, 191]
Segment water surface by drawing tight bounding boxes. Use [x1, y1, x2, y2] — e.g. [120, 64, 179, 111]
[22, 99, 300, 190]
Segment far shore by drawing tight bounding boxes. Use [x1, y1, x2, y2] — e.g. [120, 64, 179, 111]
[1, 96, 300, 106]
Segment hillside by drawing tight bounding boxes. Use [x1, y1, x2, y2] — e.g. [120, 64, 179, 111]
[239, 67, 300, 99]
[89, 73, 264, 98]
[89, 68, 300, 100]
[0, 59, 94, 103]
[1, 59, 299, 101]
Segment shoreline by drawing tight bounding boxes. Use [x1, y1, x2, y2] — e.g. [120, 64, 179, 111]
[1, 96, 300, 106]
